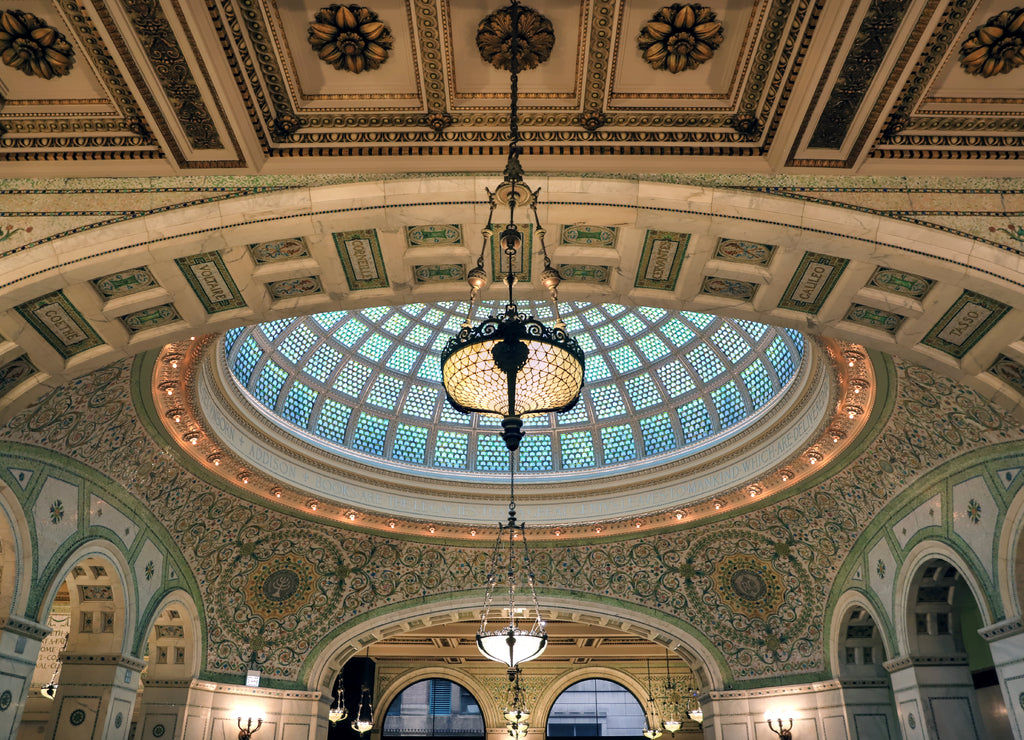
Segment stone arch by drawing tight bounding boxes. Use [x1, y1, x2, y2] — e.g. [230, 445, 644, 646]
[997, 468, 1024, 620]
[305, 593, 726, 697]
[828, 590, 892, 680]
[532, 666, 653, 735]
[373, 666, 499, 729]
[137, 589, 202, 682]
[3, 177, 1024, 423]
[34, 538, 136, 657]
[0, 479, 34, 619]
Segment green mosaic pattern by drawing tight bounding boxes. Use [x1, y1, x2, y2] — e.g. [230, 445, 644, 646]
[777, 252, 849, 314]
[634, 231, 688, 291]
[15, 291, 104, 359]
[921, 290, 1010, 359]
[174, 252, 246, 313]
[333, 230, 389, 290]
[120, 304, 181, 333]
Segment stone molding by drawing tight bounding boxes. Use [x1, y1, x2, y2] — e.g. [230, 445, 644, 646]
[883, 654, 969, 673]
[979, 616, 1024, 642]
[61, 652, 147, 672]
[0, 614, 50, 641]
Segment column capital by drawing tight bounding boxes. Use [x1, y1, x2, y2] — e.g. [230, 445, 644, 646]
[61, 652, 147, 672]
[979, 616, 1024, 642]
[0, 614, 50, 641]
[883, 654, 968, 673]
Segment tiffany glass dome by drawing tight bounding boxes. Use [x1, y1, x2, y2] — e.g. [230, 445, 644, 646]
[220, 301, 806, 483]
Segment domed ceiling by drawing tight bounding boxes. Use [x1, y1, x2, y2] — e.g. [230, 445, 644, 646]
[221, 301, 806, 480]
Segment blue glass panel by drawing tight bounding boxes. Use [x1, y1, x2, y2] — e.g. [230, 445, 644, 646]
[636, 333, 670, 362]
[640, 413, 676, 456]
[333, 361, 372, 398]
[560, 431, 596, 468]
[223, 326, 243, 352]
[735, 319, 767, 341]
[520, 434, 553, 471]
[386, 345, 419, 373]
[260, 318, 292, 342]
[600, 425, 636, 464]
[687, 344, 726, 382]
[741, 360, 775, 409]
[281, 382, 317, 427]
[683, 312, 715, 330]
[252, 360, 288, 406]
[314, 398, 352, 442]
[279, 324, 317, 364]
[402, 385, 437, 420]
[366, 374, 403, 410]
[661, 319, 696, 346]
[584, 355, 611, 383]
[617, 312, 646, 336]
[625, 374, 663, 410]
[381, 313, 410, 336]
[406, 324, 431, 346]
[434, 430, 468, 469]
[766, 336, 795, 381]
[712, 382, 747, 427]
[657, 360, 697, 397]
[590, 385, 625, 419]
[609, 346, 641, 374]
[306, 344, 344, 383]
[785, 328, 806, 354]
[334, 318, 367, 347]
[362, 305, 388, 322]
[439, 400, 471, 425]
[678, 399, 714, 442]
[476, 434, 509, 471]
[233, 337, 262, 385]
[596, 323, 623, 346]
[312, 311, 343, 330]
[711, 325, 751, 363]
[638, 306, 667, 321]
[558, 400, 589, 424]
[352, 413, 388, 455]
[417, 358, 443, 383]
[357, 333, 391, 362]
[392, 423, 428, 464]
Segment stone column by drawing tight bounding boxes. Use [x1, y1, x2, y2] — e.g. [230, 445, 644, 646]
[42, 652, 145, 740]
[0, 615, 48, 738]
[884, 655, 986, 739]
[134, 679, 195, 739]
[981, 617, 1024, 739]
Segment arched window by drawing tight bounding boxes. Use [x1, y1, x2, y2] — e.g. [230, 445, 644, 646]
[546, 679, 646, 739]
[382, 678, 484, 738]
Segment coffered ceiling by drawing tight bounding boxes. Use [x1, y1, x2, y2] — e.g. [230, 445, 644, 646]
[1, 0, 1022, 176]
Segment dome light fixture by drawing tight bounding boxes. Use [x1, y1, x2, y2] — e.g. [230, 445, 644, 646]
[440, 0, 584, 453]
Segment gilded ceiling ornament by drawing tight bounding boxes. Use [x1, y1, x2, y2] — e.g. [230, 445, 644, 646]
[578, 110, 609, 132]
[476, 4, 554, 71]
[308, 4, 393, 74]
[637, 4, 723, 73]
[426, 109, 454, 132]
[960, 7, 1024, 77]
[729, 113, 761, 140]
[0, 10, 74, 79]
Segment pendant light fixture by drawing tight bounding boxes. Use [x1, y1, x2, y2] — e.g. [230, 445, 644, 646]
[351, 650, 374, 735]
[476, 449, 547, 668]
[328, 674, 348, 725]
[440, 0, 585, 453]
[686, 685, 704, 726]
[642, 658, 663, 739]
[503, 668, 531, 739]
[661, 651, 682, 734]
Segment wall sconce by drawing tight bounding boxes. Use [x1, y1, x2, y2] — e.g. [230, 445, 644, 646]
[765, 709, 794, 739]
[237, 716, 263, 739]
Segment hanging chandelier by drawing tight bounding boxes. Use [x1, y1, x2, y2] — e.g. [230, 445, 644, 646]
[661, 651, 682, 734]
[351, 650, 374, 735]
[642, 658, 663, 740]
[328, 674, 348, 725]
[440, 0, 585, 453]
[503, 668, 531, 739]
[477, 449, 547, 668]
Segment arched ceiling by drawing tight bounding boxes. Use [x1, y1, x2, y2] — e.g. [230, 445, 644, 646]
[0, 1, 1021, 176]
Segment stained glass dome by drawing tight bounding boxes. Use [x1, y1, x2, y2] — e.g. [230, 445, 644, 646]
[220, 302, 805, 481]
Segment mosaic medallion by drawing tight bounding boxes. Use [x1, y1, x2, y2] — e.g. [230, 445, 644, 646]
[249, 238, 310, 263]
[262, 568, 300, 602]
[92, 267, 157, 298]
[715, 554, 785, 620]
[0, 355, 36, 397]
[0, 689, 11, 710]
[152, 725, 166, 737]
[406, 225, 461, 247]
[845, 304, 903, 333]
[908, 713, 916, 729]
[560, 225, 617, 247]
[413, 265, 464, 283]
[69, 709, 86, 726]
[115, 712, 123, 728]
[989, 354, 1024, 395]
[868, 268, 932, 299]
[714, 238, 775, 265]
[557, 264, 610, 284]
[121, 304, 181, 334]
[267, 276, 323, 298]
[701, 276, 757, 300]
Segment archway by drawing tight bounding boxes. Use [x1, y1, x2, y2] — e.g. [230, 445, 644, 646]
[381, 677, 485, 739]
[546, 678, 646, 739]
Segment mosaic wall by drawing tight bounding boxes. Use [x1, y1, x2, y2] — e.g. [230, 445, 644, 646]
[0, 351, 1021, 688]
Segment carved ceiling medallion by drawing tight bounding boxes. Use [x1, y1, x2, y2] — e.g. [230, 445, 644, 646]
[638, 3, 723, 73]
[960, 7, 1024, 77]
[308, 4, 393, 74]
[0, 10, 74, 79]
[476, 3, 554, 71]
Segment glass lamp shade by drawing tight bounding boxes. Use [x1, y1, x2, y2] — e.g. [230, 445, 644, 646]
[506, 723, 529, 739]
[328, 700, 348, 725]
[352, 719, 373, 735]
[663, 719, 682, 733]
[504, 708, 531, 724]
[441, 312, 585, 421]
[477, 626, 547, 667]
[688, 707, 704, 725]
[643, 728, 663, 739]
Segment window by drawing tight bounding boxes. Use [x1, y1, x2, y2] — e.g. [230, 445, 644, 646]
[382, 678, 484, 738]
[547, 679, 645, 739]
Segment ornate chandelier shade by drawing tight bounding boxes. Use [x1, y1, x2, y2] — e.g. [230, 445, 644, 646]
[440, 0, 584, 453]
[503, 668, 531, 739]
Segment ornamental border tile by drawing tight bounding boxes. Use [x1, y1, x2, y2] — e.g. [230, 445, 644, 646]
[921, 290, 1010, 359]
[14, 291, 104, 359]
[174, 252, 247, 314]
[634, 230, 688, 291]
[333, 229, 390, 290]
[777, 252, 849, 314]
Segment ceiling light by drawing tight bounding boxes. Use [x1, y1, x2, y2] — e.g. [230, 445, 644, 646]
[440, 0, 584, 453]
